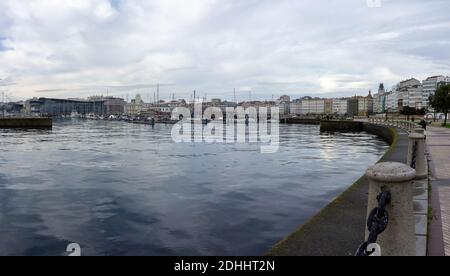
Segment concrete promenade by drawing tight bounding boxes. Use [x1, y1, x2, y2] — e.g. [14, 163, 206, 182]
[427, 127, 450, 256]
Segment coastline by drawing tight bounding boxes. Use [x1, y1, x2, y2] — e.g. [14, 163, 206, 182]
[266, 121, 408, 256]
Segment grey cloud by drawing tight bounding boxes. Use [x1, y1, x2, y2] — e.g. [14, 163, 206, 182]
[0, 0, 449, 100]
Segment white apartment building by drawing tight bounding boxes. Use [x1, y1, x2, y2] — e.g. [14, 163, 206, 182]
[277, 95, 291, 116]
[395, 78, 423, 109]
[290, 101, 302, 115]
[385, 91, 399, 112]
[332, 99, 348, 115]
[301, 99, 325, 114]
[373, 93, 385, 113]
[422, 75, 450, 109]
[373, 84, 387, 114]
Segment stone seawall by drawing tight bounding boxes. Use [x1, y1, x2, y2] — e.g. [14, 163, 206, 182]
[320, 120, 364, 132]
[284, 118, 321, 125]
[0, 118, 53, 129]
[320, 120, 395, 145]
[267, 122, 407, 256]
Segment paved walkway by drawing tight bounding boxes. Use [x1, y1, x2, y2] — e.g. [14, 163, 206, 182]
[427, 127, 450, 256]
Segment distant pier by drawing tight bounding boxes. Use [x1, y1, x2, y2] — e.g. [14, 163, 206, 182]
[0, 117, 53, 129]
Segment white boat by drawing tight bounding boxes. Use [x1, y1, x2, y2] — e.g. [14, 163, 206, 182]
[70, 111, 82, 118]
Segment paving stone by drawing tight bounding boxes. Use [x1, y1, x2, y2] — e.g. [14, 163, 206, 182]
[414, 200, 428, 215]
[416, 235, 427, 256]
[415, 214, 427, 236]
[413, 187, 428, 201]
[414, 180, 428, 190]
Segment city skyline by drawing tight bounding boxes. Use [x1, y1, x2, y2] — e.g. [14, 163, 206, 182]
[1, 0, 450, 101]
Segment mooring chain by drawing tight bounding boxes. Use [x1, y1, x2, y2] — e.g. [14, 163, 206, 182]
[355, 191, 391, 256]
[411, 141, 418, 169]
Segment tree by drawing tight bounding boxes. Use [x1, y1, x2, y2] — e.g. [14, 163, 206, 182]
[400, 106, 417, 121]
[418, 107, 427, 116]
[429, 84, 450, 126]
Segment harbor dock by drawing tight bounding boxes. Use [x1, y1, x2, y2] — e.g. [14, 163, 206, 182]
[0, 117, 53, 129]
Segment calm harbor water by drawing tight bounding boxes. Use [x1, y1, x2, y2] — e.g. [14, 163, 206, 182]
[0, 120, 389, 256]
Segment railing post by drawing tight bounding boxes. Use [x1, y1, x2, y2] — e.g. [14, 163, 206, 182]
[414, 127, 425, 136]
[407, 133, 427, 179]
[365, 162, 417, 256]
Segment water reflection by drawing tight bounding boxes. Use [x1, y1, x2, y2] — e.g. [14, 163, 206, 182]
[0, 120, 388, 256]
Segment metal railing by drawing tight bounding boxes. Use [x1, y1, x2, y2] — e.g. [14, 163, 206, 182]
[367, 118, 417, 133]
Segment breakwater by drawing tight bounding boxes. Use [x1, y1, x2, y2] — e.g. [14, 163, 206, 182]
[0, 117, 53, 129]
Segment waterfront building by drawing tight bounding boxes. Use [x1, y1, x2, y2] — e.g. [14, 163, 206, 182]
[25, 98, 43, 116]
[277, 95, 291, 116]
[347, 98, 359, 116]
[301, 98, 325, 115]
[125, 94, 145, 115]
[124, 102, 144, 115]
[278, 95, 291, 102]
[290, 100, 302, 116]
[358, 91, 374, 116]
[132, 94, 144, 105]
[25, 98, 106, 117]
[239, 101, 276, 116]
[373, 83, 387, 114]
[385, 91, 399, 113]
[422, 75, 450, 110]
[324, 99, 333, 114]
[207, 100, 238, 114]
[1, 102, 24, 115]
[211, 98, 222, 105]
[332, 98, 348, 115]
[88, 96, 126, 115]
[395, 78, 424, 110]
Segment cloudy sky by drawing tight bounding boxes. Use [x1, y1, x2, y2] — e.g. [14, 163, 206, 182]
[0, 0, 449, 102]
